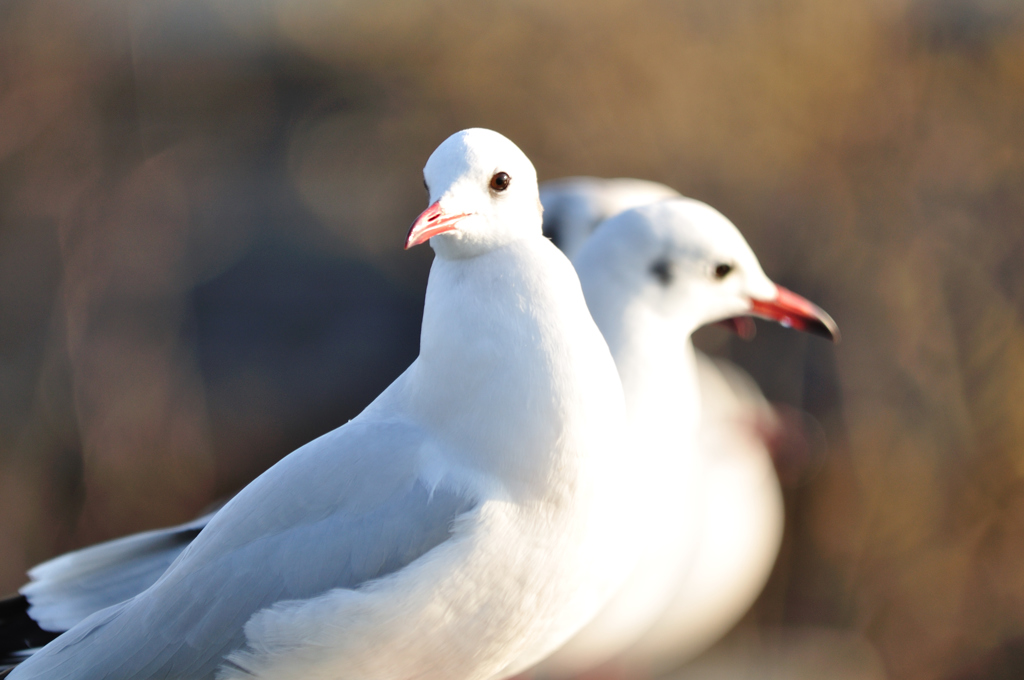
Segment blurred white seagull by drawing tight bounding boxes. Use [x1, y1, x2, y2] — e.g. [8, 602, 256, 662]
[533, 189, 837, 677]
[539, 177, 680, 260]
[3, 129, 634, 680]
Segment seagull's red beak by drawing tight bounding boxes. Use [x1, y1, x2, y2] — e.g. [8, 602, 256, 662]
[405, 201, 473, 249]
[750, 285, 840, 342]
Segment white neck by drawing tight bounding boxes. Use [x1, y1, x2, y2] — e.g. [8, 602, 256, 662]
[608, 310, 701, 445]
[401, 238, 626, 501]
[578, 274, 703, 457]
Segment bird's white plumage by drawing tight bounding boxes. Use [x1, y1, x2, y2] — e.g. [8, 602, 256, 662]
[540, 177, 680, 260]
[8, 129, 632, 680]
[535, 183, 786, 676]
[621, 355, 783, 672]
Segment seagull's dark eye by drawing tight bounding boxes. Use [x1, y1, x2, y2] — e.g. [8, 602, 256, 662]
[650, 259, 674, 286]
[490, 172, 511, 192]
[714, 263, 733, 279]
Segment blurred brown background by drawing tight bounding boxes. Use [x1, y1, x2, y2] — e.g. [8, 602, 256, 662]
[1, 0, 1023, 678]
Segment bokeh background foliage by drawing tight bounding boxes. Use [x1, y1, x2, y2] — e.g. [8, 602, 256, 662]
[2, 1, 1024, 678]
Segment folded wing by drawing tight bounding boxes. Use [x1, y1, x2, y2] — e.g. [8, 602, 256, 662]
[11, 417, 478, 680]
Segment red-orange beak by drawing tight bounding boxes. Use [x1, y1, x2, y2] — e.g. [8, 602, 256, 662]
[405, 201, 473, 249]
[749, 285, 840, 342]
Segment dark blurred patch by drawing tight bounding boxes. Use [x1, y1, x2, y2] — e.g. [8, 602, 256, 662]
[946, 637, 1024, 680]
[909, 0, 1024, 55]
[193, 239, 422, 492]
[541, 213, 563, 250]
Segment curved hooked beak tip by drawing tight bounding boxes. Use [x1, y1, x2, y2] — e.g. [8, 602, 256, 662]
[749, 285, 840, 343]
[405, 201, 473, 249]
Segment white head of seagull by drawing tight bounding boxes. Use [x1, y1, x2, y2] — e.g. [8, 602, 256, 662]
[575, 198, 838, 358]
[407, 128, 542, 258]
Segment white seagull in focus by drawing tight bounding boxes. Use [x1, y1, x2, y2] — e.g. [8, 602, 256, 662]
[533, 187, 837, 678]
[2, 129, 634, 680]
[0, 181, 680, 670]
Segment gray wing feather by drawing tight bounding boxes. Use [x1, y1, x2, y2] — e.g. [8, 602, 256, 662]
[22, 514, 214, 632]
[11, 418, 477, 680]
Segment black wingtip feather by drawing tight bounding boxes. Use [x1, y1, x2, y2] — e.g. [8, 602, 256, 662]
[0, 594, 61, 667]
